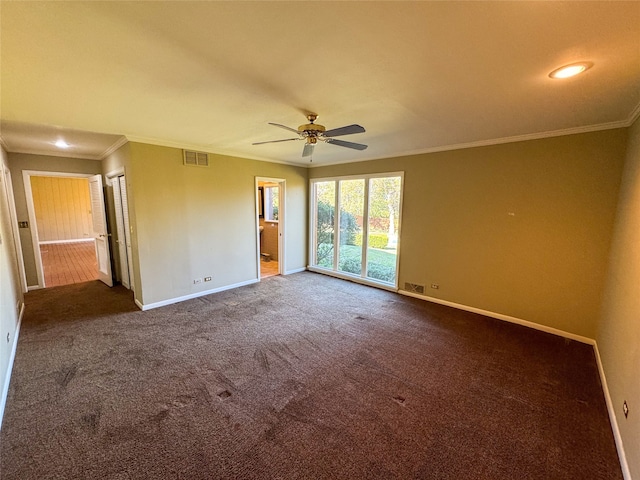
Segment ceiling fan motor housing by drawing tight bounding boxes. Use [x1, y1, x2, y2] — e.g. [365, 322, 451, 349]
[298, 123, 326, 134]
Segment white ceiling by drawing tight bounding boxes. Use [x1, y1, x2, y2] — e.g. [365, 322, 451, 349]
[1, 1, 639, 166]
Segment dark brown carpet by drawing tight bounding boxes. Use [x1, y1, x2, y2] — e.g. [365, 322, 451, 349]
[0, 272, 622, 479]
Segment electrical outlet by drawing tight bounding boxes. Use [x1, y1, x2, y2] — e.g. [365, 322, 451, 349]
[204, 276, 212, 282]
[623, 401, 629, 418]
[431, 284, 439, 289]
[193, 278, 202, 284]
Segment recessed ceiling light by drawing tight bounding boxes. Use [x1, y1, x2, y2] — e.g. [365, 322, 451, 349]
[55, 139, 70, 149]
[549, 62, 593, 79]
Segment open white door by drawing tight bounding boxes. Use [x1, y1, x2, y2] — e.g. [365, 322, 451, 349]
[89, 174, 113, 287]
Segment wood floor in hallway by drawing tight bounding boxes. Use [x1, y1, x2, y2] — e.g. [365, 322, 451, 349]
[260, 258, 279, 278]
[40, 240, 98, 287]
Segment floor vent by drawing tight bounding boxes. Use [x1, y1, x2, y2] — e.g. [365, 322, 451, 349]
[183, 150, 209, 167]
[405, 282, 425, 294]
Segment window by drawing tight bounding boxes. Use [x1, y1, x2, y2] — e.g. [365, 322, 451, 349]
[264, 185, 279, 222]
[310, 173, 403, 288]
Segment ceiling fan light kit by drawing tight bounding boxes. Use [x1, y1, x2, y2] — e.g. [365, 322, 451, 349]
[253, 114, 368, 160]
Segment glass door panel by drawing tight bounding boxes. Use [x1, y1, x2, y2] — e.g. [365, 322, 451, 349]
[366, 176, 401, 284]
[337, 179, 365, 276]
[314, 181, 336, 269]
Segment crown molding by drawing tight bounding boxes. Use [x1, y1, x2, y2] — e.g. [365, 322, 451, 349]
[3, 146, 103, 161]
[627, 101, 640, 126]
[124, 135, 306, 168]
[310, 119, 634, 168]
[121, 109, 640, 169]
[99, 135, 129, 159]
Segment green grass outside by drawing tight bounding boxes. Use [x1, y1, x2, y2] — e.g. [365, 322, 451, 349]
[316, 243, 397, 283]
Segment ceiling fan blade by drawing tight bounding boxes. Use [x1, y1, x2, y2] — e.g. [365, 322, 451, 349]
[302, 143, 315, 157]
[268, 122, 300, 134]
[252, 138, 300, 145]
[323, 124, 366, 137]
[327, 139, 368, 151]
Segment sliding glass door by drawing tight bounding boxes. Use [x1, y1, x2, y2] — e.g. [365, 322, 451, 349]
[310, 173, 403, 288]
[313, 180, 336, 269]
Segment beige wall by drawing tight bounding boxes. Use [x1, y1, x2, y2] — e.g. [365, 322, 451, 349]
[30, 176, 92, 242]
[0, 145, 24, 426]
[310, 129, 627, 339]
[127, 142, 307, 307]
[8, 153, 102, 287]
[598, 118, 640, 479]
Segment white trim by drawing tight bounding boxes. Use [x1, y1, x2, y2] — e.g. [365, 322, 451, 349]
[309, 120, 636, 169]
[39, 238, 94, 245]
[99, 136, 128, 160]
[22, 171, 45, 288]
[135, 278, 259, 311]
[0, 136, 126, 162]
[126, 135, 304, 168]
[284, 267, 307, 275]
[628, 101, 640, 126]
[0, 302, 24, 430]
[398, 289, 594, 345]
[308, 266, 398, 292]
[26, 285, 43, 291]
[2, 147, 105, 161]
[309, 172, 404, 289]
[105, 167, 125, 181]
[256, 176, 286, 279]
[22, 170, 97, 289]
[593, 343, 632, 480]
[1, 166, 27, 293]
[22, 170, 96, 179]
[398, 288, 632, 475]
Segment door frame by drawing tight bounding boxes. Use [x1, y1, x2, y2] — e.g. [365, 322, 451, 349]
[255, 176, 285, 279]
[2, 166, 27, 293]
[106, 168, 134, 291]
[22, 170, 97, 289]
[308, 172, 404, 292]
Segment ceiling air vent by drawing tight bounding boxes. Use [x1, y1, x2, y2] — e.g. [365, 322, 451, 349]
[183, 150, 209, 167]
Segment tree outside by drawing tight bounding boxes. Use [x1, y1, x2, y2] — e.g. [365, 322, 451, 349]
[314, 176, 401, 283]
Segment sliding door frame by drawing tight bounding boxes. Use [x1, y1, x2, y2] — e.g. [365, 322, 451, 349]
[309, 171, 404, 292]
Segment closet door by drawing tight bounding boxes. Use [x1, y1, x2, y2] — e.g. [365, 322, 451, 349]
[113, 176, 129, 288]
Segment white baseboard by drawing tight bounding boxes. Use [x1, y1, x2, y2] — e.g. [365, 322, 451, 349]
[593, 342, 632, 480]
[398, 289, 631, 477]
[135, 278, 260, 311]
[398, 289, 594, 344]
[39, 238, 94, 245]
[284, 267, 307, 275]
[307, 266, 399, 292]
[0, 302, 25, 430]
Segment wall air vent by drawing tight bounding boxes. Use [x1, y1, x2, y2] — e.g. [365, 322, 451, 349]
[405, 282, 425, 294]
[183, 150, 209, 167]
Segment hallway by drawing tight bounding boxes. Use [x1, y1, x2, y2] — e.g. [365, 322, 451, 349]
[40, 241, 98, 287]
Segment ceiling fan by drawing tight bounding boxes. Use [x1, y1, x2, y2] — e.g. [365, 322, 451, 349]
[253, 114, 367, 159]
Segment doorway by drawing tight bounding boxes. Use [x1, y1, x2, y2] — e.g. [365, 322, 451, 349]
[256, 177, 285, 279]
[309, 173, 403, 290]
[23, 171, 113, 289]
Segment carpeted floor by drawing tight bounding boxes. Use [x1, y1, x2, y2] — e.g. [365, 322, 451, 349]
[0, 272, 622, 479]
